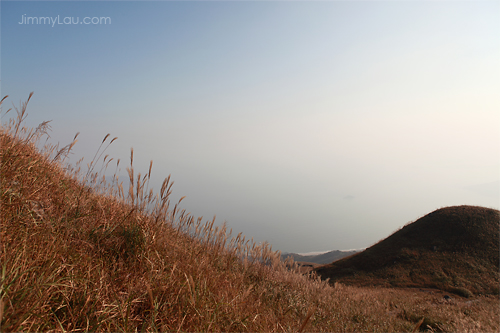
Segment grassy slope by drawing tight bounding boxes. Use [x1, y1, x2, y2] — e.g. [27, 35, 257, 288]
[1, 95, 498, 332]
[315, 206, 500, 297]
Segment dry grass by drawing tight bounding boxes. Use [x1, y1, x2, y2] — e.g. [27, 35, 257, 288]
[1, 93, 498, 332]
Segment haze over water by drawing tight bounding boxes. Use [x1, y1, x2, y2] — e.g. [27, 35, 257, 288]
[2, 1, 499, 253]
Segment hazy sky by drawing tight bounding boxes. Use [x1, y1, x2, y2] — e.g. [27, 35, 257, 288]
[2, 1, 499, 253]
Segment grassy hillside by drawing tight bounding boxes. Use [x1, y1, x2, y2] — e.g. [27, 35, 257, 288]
[1, 94, 498, 332]
[315, 206, 500, 298]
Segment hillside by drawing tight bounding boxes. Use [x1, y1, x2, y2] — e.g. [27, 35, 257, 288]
[315, 206, 500, 297]
[282, 250, 359, 265]
[1, 95, 498, 332]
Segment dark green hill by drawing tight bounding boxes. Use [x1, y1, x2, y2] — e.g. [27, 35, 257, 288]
[314, 206, 500, 297]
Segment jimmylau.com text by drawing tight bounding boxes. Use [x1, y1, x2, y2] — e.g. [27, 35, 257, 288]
[19, 14, 111, 27]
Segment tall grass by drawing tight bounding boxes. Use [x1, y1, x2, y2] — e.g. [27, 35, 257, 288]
[1, 94, 498, 332]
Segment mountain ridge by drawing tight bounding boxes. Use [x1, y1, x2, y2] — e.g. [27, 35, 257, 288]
[281, 249, 360, 265]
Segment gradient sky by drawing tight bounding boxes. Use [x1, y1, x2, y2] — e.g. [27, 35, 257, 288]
[2, 1, 499, 253]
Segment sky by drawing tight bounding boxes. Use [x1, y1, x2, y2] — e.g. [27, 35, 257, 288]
[1, 0, 499, 254]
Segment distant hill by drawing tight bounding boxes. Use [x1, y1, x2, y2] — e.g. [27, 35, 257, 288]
[281, 249, 359, 265]
[314, 206, 500, 297]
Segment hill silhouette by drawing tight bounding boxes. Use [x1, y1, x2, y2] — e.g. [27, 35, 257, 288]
[314, 206, 500, 297]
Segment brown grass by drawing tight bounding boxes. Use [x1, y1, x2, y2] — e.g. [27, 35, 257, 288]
[1, 93, 498, 332]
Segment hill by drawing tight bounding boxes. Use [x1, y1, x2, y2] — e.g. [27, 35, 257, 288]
[314, 206, 500, 297]
[282, 250, 359, 265]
